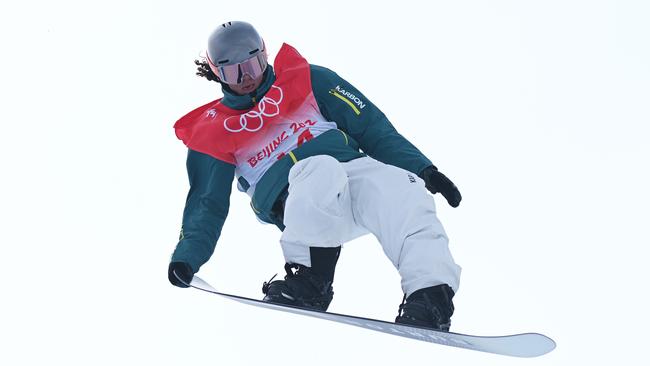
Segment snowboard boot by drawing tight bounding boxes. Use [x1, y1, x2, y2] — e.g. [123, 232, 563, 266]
[395, 284, 455, 331]
[262, 263, 334, 311]
[262, 246, 340, 311]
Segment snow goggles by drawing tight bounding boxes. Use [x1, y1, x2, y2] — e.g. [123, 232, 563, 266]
[207, 52, 268, 85]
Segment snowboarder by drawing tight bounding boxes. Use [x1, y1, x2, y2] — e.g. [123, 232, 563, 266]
[168, 21, 463, 331]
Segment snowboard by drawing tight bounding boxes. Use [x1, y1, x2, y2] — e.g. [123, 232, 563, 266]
[188, 276, 556, 358]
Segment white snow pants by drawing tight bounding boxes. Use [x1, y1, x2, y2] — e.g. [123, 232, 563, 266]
[279, 155, 461, 296]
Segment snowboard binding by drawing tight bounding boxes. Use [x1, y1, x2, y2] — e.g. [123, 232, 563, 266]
[395, 284, 455, 331]
[262, 263, 334, 311]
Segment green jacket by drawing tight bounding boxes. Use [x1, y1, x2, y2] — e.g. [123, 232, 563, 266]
[171, 64, 434, 273]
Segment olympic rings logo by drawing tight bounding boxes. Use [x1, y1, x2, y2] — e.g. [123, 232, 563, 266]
[223, 86, 284, 133]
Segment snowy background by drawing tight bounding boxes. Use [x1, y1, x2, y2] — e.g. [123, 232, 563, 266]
[1, 0, 649, 364]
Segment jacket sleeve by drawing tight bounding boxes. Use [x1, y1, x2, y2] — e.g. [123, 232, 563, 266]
[170, 149, 235, 273]
[310, 64, 433, 175]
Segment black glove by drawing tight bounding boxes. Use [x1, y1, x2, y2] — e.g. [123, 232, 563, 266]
[168, 262, 194, 288]
[419, 165, 462, 208]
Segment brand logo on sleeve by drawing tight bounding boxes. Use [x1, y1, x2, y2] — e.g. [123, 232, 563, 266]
[329, 85, 366, 115]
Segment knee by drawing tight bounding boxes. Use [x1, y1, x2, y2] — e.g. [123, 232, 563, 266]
[288, 155, 346, 187]
[284, 156, 349, 226]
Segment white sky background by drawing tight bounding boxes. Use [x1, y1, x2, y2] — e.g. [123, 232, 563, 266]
[1, 0, 649, 364]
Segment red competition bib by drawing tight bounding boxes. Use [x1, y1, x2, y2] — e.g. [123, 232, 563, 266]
[174, 43, 337, 196]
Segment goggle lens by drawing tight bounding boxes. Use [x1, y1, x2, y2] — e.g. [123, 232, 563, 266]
[208, 53, 267, 85]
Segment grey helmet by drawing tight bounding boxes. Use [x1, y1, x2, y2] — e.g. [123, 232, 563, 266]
[206, 21, 268, 84]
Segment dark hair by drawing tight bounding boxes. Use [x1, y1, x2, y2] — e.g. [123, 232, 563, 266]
[194, 59, 220, 83]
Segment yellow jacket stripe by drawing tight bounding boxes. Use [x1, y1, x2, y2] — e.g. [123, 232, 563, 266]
[329, 90, 361, 115]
